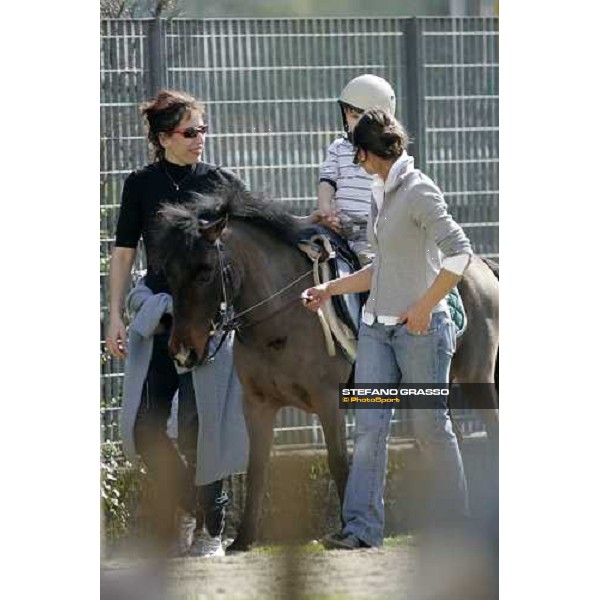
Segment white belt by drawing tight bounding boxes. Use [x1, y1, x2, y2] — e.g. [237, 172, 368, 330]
[362, 310, 401, 326]
[362, 304, 449, 326]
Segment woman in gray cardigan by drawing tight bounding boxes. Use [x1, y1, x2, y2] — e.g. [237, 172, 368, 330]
[303, 108, 473, 549]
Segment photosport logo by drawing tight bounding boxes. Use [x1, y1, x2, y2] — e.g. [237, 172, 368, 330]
[338, 383, 497, 409]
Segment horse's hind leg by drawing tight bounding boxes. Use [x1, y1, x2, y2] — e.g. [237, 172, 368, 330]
[461, 382, 499, 448]
[317, 390, 349, 508]
[452, 327, 499, 446]
[449, 407, 464, 448]
[228, 396, 277, 553]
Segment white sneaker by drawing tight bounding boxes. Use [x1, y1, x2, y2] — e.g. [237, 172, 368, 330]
[188, 530, 225, 557]
[177, 512, 197, 555]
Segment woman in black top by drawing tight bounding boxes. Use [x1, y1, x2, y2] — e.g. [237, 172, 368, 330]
[106, 90, 247, 556]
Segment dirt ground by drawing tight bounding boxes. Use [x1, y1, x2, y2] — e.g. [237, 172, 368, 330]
[101, 438, 497, 600]
[101, 540, 416, 600]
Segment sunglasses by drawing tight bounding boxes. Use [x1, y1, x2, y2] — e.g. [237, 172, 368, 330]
[172, 125, 209, 138]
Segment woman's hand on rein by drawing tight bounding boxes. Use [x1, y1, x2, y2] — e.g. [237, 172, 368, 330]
[301, 284, 332, 312]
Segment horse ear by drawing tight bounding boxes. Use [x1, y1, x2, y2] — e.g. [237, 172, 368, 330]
[198, 215, 228, 243]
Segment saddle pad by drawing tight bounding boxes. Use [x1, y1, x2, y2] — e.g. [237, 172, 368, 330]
[297, 226, 365, 337]
[297, 226, 466, 338]
[330, 257, 364, 338]
[448, 287, 467, 337]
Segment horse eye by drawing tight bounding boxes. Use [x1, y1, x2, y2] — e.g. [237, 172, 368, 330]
[195, 265, 213, 284]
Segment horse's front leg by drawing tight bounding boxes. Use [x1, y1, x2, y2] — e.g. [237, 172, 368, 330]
[228, 395, 277, 553]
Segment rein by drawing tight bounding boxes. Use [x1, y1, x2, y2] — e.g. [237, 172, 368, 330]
[203, 239, 313, 362]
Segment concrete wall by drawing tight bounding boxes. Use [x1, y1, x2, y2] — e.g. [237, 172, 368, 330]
[106, 436, 497, 546]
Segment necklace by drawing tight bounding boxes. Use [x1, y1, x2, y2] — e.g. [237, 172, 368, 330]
[163, 162, 194, 191]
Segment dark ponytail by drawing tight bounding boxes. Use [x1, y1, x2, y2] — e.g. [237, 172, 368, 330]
[353, 108, 409, 160]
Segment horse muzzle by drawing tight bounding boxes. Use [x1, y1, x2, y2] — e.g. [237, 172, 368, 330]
[171, 346, 202, 369]
[169, 332, 209, 369]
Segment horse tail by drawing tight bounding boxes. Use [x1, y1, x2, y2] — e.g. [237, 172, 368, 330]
[481, 256, 499, 280]
[480, 256, 500, 395]
[495, 349, 499, 397]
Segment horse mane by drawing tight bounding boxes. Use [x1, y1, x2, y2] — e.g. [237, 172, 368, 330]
[215, 179, 303, 243]
[153, 180, 303, 271]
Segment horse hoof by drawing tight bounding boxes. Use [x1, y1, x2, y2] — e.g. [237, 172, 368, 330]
[227, 538, 252, 553]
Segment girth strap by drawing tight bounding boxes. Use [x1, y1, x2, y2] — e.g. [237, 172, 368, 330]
[299, 235, 358, 362]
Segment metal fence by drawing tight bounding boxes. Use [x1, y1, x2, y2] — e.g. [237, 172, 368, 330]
[100, 16, 498, 447]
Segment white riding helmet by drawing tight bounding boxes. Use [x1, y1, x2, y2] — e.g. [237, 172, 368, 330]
[338, 74, 396, 141]
[339, 74, 396, 114]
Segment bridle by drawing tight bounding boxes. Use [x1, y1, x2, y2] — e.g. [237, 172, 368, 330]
[202, 237, 314, 362]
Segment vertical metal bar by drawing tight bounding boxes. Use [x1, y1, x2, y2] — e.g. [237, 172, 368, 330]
[288, 18, 297, 205]
[405, 17, 426, 170]
[253, 19, 263, 192]
[148, 17, 165, 96]
[269, 19, 279, 198]
[312, 413, 319, 446]
[247, 20, 258, 189]
[185, 19, 192, 96]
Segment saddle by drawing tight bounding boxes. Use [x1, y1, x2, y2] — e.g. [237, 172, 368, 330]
[297, 226, 467, 360]
[297, 227, 366, 361]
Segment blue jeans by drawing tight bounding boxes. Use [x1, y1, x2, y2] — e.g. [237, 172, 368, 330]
[342, 311, 469, 546]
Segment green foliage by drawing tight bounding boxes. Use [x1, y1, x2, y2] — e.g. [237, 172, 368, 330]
[180, 0, 450, 18]
[251, 540, 326, 555]
[100, 397, 121, 410]
[309, 455, 329, 480]
[385, 452, 406, 475]
[101, 442, 138, 540]
[100, 254, 111, 276]
[101, 0, 182, 19]
[383, 534, 414, 547]
[252, 535, 412, 555]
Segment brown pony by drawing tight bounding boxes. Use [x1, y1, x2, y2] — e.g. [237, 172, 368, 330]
[154, 184, 499, 551]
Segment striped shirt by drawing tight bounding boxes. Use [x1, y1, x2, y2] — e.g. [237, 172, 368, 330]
[319, 137, 373, 217]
